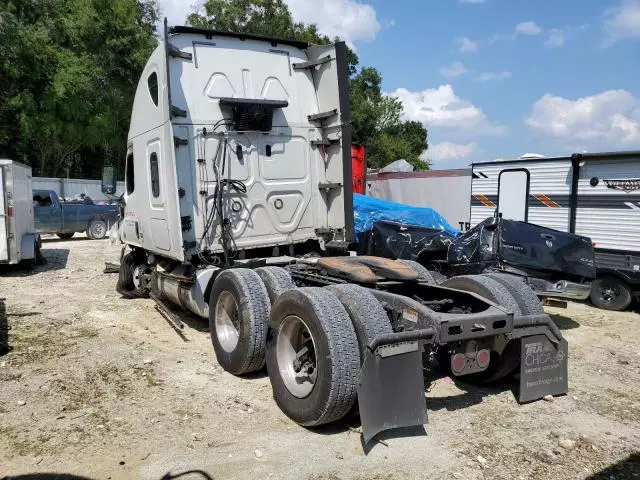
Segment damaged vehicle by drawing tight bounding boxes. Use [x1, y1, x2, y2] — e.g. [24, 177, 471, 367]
[356, 195, 595, 304]
[104, 22, 569, 444]
[442, 217, 596, 301]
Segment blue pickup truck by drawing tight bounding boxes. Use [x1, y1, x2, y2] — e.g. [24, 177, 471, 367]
[33, 190, 118, 240]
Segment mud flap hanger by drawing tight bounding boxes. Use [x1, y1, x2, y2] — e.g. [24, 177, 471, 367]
[357, 328, 435, 446]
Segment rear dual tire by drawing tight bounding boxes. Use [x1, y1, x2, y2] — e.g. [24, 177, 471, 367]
[439, 274, 540, 383]
[266, 288, 361, 427]
[209, 269, 271, 375]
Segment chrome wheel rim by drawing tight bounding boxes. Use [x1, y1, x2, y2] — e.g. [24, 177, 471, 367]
[91, 222, 106, 238]
[215, 291, 240, 353]
[276, 315, 317, 398]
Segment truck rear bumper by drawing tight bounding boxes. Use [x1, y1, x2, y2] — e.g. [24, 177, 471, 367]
[531, 279, 591, 300]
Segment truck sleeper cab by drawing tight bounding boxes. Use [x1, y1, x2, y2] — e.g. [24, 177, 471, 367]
[108, 23, 568, 444]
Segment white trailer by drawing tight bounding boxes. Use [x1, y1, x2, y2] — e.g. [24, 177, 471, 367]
[0, 159, 39, 265]
[366, 169, 472, 229]
[470, 151, 640, 310]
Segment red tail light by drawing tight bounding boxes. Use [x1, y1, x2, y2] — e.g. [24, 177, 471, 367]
[476, 349, 490, 368]
[451, 353, 466, 374]
[7, 206, 13, 217]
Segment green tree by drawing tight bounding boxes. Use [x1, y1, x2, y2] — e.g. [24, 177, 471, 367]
[0, 0, 158, 177]
[189, 0, 428, 169]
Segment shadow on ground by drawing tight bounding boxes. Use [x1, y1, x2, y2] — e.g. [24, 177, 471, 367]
[1, 470, 214, 480]
[41, 236, 97, 244]
[587, 452, 640, 479]
[550, 313, 580, 330]
[0, 249, 69, 277]
[0, 297, 8, 355]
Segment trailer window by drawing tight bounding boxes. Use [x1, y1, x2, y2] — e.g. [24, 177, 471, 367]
[148, 72, 159, 106]
[150, 152, 160, 198]
[126, 153, 135, 194]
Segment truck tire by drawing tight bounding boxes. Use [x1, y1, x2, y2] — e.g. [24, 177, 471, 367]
[441, 275, 522, 316]
[87, 219, 108, 240]
[440, 275, 522, 383]
[209, 269, 271, 375]
[255, 267, 295, 305]
[484, 273, 544, 315]
[397, 259, 440, 285]
[590, 275, 632, 311]
[266, 288, 360, 427]
[326, 284, 392, 356]
[56, 233, 74, 240]
[116, 252, 148, 299]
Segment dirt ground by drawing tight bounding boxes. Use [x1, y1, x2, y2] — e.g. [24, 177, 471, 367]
[1, 237, 639, 480]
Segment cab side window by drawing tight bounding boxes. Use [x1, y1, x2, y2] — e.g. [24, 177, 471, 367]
[150, 152, 160, 198]
[126, 153, 135, 194]
[148, 72, 159, 107]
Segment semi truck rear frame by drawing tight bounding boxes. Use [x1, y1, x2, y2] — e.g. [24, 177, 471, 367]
[105, 22, 568, 444]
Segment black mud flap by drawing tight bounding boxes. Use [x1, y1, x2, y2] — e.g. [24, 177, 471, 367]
[357, 329, 434, 445]
[518, 334, 569, 403]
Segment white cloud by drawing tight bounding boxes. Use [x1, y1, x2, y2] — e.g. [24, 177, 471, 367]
[439, 61, 468, 78]
[286, 0, 381, 45]
[455, 36, 479, 53]
[422, 142, 478, 164]
[515, 21, 542, 36]
[546, 29, 566, 48]
[604, 0, 640, 45]
[526, 90, 640, 145]
[158, 0, 381, 46]
[474, 71, 512, 82]
[390, 84, 505, 135]
[157, 0, 203, 26]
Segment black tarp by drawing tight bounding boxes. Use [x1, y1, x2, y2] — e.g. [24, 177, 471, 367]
[360, 220, 454, 262]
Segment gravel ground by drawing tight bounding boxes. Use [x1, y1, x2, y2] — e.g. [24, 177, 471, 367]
[0, 237, 639, 479]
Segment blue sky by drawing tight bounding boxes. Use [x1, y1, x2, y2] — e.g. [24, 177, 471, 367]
[160, 0, 640, 168]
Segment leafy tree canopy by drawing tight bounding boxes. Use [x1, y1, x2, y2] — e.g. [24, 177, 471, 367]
[0, 0, 428, 176]
[189, 0, 429, 170]
[0, 0, 158, 177]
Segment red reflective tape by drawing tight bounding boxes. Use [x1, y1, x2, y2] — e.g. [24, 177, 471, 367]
[473, 194, 496, 207]
[533, 194, 560, 208]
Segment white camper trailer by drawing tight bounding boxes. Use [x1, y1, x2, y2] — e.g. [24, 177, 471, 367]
[470, 151, 640, 310]
[0, 159, 39, 266]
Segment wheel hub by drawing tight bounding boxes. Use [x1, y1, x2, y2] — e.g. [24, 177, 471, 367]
[277, 315, 317, 398]
[92, 222, 106, 237]
[598, 283, 619, 304]
[215, 291, 240, 353]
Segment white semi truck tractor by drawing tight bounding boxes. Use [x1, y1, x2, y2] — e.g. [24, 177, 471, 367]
[103, 21, 568, 443]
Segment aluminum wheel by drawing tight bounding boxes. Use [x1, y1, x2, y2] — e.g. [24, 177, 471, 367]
[276, 315, 317, 398]
[90, 221, 106, 239]
[132, 266, 142, 289]
[215, 291, 240, 353]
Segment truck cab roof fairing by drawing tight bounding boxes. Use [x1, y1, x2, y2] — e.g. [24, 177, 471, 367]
[168, 25, 310, 50]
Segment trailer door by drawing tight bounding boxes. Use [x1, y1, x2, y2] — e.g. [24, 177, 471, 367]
[0, 167, 8, 261]
[498, 169, 529, 221]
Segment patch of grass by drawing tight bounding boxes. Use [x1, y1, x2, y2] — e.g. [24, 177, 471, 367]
[583, 388, 640, 423]
[142, 365, 162, 387]
[70, 325, 99, 339]
[0, 370, 22, 381]
[54, 363, 132, 411]
[0, 425, 52, 457]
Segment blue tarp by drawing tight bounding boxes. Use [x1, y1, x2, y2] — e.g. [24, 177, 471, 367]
[353, 194, 459, 238]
